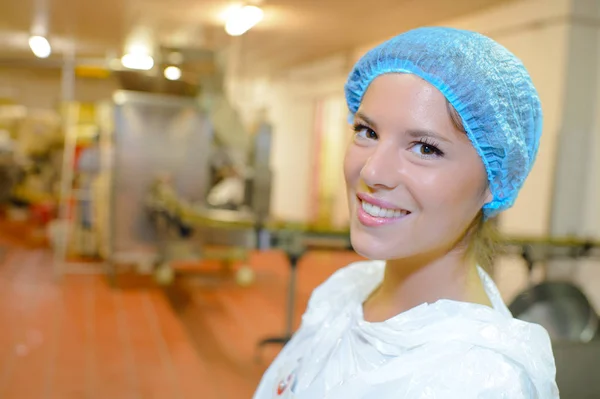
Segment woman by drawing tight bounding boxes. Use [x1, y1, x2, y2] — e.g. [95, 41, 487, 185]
[254, 27, 559, 398]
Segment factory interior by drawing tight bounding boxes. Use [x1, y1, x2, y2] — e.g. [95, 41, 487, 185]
[0, 0, 600, 397]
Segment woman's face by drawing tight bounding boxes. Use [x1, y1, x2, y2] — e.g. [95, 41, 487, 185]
[344, 73, 491, 260]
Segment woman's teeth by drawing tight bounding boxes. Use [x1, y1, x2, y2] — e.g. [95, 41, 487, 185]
[361, 200, 408, 218]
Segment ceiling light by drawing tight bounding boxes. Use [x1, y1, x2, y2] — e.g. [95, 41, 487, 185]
[29, 36, 51, 58]
[164, 66, 182, 81]
[121, 53, 154, 71]
[225, 5, 264, 36]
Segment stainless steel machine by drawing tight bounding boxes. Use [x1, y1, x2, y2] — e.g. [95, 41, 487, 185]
[109, 90, 213, 270]
[107, 89, 278, 282]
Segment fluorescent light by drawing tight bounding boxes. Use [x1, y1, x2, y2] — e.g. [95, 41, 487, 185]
[121, 53, 154, 70]
[29, 36, 51, 58]
[164, 66, 182, 81]
[225, 5, 264, 36]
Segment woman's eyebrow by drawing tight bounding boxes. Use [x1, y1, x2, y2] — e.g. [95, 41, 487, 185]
[356, 111, 453, 144]
[355, 111, 377, 129]
[406, 128, 453, 144]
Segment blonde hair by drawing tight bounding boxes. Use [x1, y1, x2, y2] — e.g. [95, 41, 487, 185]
[468, 212, 500, 272]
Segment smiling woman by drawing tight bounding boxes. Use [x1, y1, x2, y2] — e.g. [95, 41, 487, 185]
[253, 27, 558, 399]
[348, 77, 499, 271]
[346, 74, 491, 265]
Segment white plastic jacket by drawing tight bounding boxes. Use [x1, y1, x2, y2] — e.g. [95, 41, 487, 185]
[253, 261, 559, 398]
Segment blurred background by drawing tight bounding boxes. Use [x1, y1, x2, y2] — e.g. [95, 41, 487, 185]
[0, 0, 599, 397]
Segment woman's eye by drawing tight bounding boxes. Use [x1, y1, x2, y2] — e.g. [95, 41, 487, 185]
[353, 125, 378, 140]
[410, 142, 444, 158]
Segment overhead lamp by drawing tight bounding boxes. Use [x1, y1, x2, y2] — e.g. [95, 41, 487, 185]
[225, 5, 264, 36]
[121, 53, 154, 71]
[29, 35, 51, 58]
[164, 66, 182, 81]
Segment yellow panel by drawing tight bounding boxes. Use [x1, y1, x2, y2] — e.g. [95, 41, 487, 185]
[75, 65, 110, 79]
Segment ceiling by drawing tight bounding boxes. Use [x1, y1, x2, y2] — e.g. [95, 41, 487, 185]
[0, 0, 514, 77]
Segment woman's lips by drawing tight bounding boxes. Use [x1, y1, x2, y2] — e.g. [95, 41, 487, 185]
[356, 195, 411, 227]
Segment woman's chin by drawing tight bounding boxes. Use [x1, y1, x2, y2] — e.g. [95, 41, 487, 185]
[350, 232, 403, 261]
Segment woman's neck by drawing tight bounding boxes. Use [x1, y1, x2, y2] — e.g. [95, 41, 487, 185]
[362, 250, 491, 323]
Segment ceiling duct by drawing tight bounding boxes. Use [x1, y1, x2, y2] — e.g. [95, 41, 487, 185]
[112, 69, 200, 97]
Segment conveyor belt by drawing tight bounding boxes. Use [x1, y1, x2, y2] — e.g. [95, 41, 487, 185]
[148, 203, 600, 352]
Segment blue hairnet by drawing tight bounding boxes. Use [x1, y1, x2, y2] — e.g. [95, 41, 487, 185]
[345, 27, 542, 219]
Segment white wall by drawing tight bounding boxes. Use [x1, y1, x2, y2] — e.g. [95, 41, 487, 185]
[546, 0, 600, 310]
[268, 83, 316, 222]
[575, 0, 600, 239]
[321, 95, 351, 229]
[225, 53, 351, 222]
[589, 28, 600, 238]
[310, 94, 350, 228]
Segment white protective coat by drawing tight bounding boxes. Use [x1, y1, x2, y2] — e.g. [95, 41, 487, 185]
[254, 261, 559, 398]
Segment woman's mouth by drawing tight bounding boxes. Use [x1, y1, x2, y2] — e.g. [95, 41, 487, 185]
[356, 195, 411, 227]
[361, 200, 409, 218]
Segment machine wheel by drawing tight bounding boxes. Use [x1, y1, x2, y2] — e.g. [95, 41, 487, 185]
[155, 263, 175, 286]
[235, 265, 256, 287]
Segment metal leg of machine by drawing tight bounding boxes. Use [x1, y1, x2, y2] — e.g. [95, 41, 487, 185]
[257, 252, 301, 348]
[254, 229, 351, 360]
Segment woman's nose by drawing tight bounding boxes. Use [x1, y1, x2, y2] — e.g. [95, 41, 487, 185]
[359, 144, 405, 190]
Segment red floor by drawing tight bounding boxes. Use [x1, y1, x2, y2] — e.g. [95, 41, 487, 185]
[0, 224, 362, 398]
